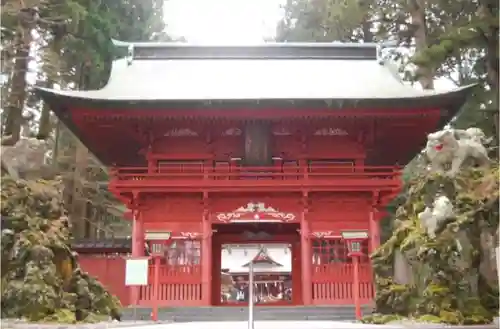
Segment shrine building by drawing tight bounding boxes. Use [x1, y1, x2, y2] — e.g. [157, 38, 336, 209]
[37, 41, 474, 307]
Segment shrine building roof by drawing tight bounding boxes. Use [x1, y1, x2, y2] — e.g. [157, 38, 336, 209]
[36, 40, 475, 111]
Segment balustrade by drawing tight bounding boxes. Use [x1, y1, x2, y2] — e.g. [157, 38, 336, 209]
[110, 165, 401, 183]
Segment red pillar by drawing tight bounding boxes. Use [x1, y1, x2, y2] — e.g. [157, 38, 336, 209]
[300, 211, 312, 305]
[152, 256, 160, 321]
[132, 210, 145, 255]
[201, 211, 212, 305]
[353, 256, 361, 319]
[130, 211, 144, 306]
[369, 209, 380, 253]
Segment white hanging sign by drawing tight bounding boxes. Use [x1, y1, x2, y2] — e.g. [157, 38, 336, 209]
[125, 257, 149, 286]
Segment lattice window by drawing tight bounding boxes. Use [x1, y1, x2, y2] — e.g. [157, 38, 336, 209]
[308, 159, 354, 173]
[157, 160, 204, 173]
[164, 240, 201, 265]
[311, 238, 369, 264]
[282, 160, 299, 180]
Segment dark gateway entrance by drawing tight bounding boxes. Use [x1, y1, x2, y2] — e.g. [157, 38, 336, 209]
[212, 223, 302, 306]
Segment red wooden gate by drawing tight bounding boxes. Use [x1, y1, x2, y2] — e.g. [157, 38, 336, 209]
[310, 238, 374, 305]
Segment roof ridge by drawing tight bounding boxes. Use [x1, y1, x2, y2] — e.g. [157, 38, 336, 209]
[243, 247, 283, 266]
[111, 39, 378, 61]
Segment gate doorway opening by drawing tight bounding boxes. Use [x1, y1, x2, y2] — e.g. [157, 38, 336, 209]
[211, 222, 302, 306]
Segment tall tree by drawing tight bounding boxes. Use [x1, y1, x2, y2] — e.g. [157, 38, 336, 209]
[1, 0, 170, 239]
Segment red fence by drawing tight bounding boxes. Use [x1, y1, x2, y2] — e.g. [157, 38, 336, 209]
[138, 264, 203, 307]
[79, 255, 130, 306]
[79, 252, 374, 307]
[311, 238, 374, 305]
[312, 263, 374, 305]
[79, 255, 203, 307]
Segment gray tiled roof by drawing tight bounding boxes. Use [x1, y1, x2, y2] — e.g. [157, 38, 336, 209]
[36, 57, 472, 103]
[35, 41, 474, 110]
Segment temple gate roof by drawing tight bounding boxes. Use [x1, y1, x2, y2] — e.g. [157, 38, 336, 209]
[36, 40, 474, 111]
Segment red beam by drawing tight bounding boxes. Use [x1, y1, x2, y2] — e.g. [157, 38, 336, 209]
[73, 107, 442, 120]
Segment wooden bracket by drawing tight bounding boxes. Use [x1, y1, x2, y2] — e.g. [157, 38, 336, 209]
[205, 128, 212, 144]
[302, 191, 309, 215]
[202, 191, 210, 220]
[300, 133, 307, 153]
[132, 190, 141, 209]
[367, 119, 376, 148]
[372, 190, 380, 209]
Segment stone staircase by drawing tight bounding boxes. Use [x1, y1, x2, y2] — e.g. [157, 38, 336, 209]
[122, 305, 372, 322]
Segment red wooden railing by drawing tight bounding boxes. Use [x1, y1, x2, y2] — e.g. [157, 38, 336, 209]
[138, 264, 203, 306]
[79, 255, 373, 307]
[110, 165, 401, 183]
[311, 263, 374, 305]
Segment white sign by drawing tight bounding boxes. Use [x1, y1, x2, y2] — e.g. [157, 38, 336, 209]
[125, 258, 149, 286]
[145, 231, 171, 240]
[340, 231, 369, 239]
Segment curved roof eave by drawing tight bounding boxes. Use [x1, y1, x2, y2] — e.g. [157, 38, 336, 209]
[35, 83, 476, 113]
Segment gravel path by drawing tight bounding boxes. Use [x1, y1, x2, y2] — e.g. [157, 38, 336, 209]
[0, 320, 167, 329]
[1, 319, 497, 329]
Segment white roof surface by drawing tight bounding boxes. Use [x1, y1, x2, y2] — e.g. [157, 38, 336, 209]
[221, 245, 291, 274]
[37, 57, 471, 102]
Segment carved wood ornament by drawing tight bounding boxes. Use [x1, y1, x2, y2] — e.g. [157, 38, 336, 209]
[216, 202, 296, 223]
[178, 232, 202, 239]
[311, 231, 336, 238]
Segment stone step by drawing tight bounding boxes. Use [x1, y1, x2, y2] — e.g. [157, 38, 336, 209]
[165, 315, 354, 322]
[122, 306, 371, 322]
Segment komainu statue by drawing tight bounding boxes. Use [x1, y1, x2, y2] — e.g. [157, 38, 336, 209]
[424, 128, 490, 176]
[418, 195, 454, 238]
[1, 137, 49, 179]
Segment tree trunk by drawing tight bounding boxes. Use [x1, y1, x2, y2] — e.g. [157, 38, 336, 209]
[2, 8, 36, 145]
[70, 141, 89, 238]
[408, 0, 434, 90]
[37, 100, 52, 140]
[477, 0, 499, 92]
[477, 1, 499, 142]
[37, 34, 64, 140]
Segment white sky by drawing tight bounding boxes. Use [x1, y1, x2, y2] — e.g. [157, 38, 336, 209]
[163, 0, 285, 44]
[162, 0, 455, 91]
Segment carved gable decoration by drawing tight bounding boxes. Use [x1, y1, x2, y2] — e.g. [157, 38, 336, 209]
[314, 128, 348, 136]
[164, 128, 198, 137]
[244, 248, 282, 266]
[272, 127, 292, 136]
[222, 128, 242, 136]
[311, 231, 337, 238]
[216, 202, 296, 223]
[178, 232, 202, 240]
[145, 230, 202, 240]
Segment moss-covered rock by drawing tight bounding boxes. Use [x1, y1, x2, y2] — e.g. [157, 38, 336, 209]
[0, 176, 121, 323]
[361, 313, 404, 324]
[363, 165, 499, 325]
